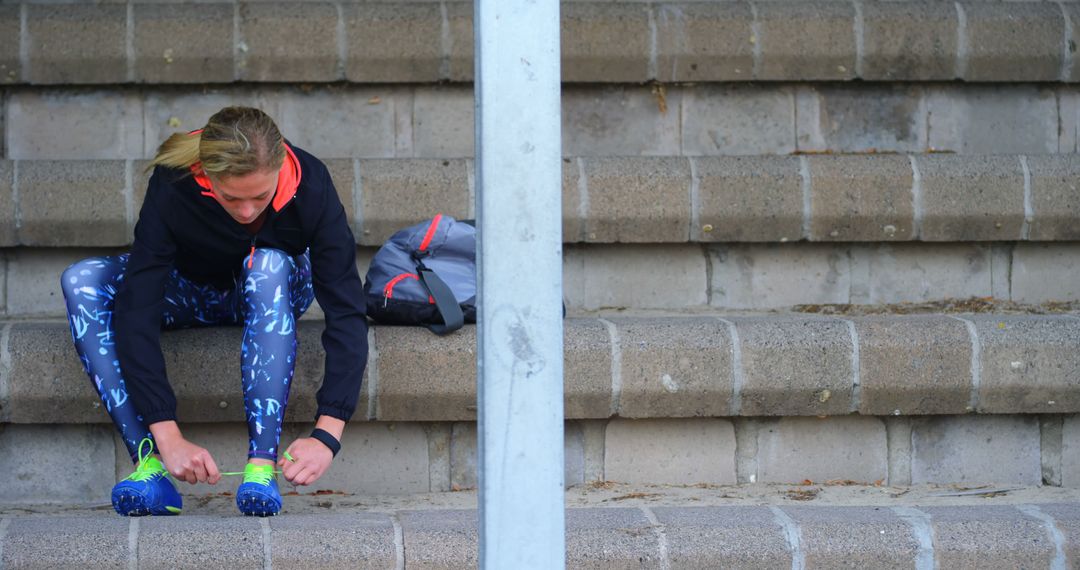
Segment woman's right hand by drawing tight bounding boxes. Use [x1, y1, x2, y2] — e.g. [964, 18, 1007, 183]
[148, 421, 221, 485]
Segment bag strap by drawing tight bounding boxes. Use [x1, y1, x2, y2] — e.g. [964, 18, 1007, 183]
[415, 260, 465, 335]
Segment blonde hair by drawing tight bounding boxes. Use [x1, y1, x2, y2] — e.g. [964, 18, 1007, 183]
[150, 106, 286, 178]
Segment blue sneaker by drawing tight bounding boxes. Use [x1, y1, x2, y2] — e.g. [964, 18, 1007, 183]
[236, 463, 281, 517]
[111, 455, 182, 516]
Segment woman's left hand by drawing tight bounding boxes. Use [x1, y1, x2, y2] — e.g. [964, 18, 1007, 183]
[278, 438, 334, 486]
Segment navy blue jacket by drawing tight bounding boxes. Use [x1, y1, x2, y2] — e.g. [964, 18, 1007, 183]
[115, 144, 368, 425]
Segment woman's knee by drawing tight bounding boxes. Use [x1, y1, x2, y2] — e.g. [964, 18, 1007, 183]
[244, 248, 294, 278]
[61, 256, 125, 304]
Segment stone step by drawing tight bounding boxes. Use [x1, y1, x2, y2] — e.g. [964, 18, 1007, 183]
[2, 153, 1079, 249]
[2, 499, 1079, 569]
[0, 1, 1075, 86]
[3, 313, 1079, 424]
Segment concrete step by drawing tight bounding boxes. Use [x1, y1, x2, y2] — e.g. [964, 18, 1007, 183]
[3, 153, 1079, 249]
[0, 1, 1075, 85]
[2, 492, 1080, 569]
[4, 313, 1080, 424]
[5, 83, 1079, 161]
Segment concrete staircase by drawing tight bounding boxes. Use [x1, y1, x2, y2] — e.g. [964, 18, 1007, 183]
[2, 0, 1080, 567]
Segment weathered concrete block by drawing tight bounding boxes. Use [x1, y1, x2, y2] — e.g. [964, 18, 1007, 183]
[1026, 155, 1080, 241]
[238, 3, 339, 82]
[323, 158, 358, 233]
[2, 517, 130, 569]
[563, 86, 681, 157]
[448, 422, 585, 491]
[918, 154, 1025, 241]
[357, 159, 470, 246]
[133, 4, 234, 83]
[808, 154, 915, 241]
[796, 86, 925, 154]
[926, 85, 1058, 155]
[612, 317, 733, 418]
[972, 315, 1080, 414]
[583, 157, 690, 243]
[139, 517, 263, 568]
[569, 244, 708, 311]
[400, 509, 478, 570]
[1065, 416, 1080, 488]
[562, 4, 650, 82]
[293, 421, 430, 494]
[376, 325, 476, 422]
[563, 158, 585, 242]
[25, 5, 126, 84]
[271, 513, 398, 570]
[860, 2, 957, 81]
[8, 248, 120, 317]
[756, 416, 887, 484]
[856, 315, 972, 415]
[735, 315, 854, 416]
[922, 506, 1056, 568]
[695, 156, 802, 242]
[142, 91, 254, 159]
[0, 161, 15, 246]
[444, 2, 473, 82]
[566, 509, 664, 568]
[860, 243, 993, 304]
[564, 319, 613, 419]
[7, 91, 144, 160]
[275, 87, 401, 160]
[756, 2, 856, 81]
[0, 6, 20, 85]
[413, 87, 474, 159]
[0, 424, 115, 503]
[343, 3, 441, 83]
[781, 506, 921, 569]
[2, 322, 98, 423]
[655, 3, 754, 82]
[963, 3, 1064, 82]
[708, 244, 850, 309]
[1030, 503, 1080, 565]
[604, 418, 737, 485]
[912, 415, 1041, 485]
[682, 86, 796, 156]
[654, 507, 792, 569]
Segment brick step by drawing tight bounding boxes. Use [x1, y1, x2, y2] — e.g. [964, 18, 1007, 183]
[0, 2, 1074, 85]
[2, 501, 1079, 569]
[6, 243, 1080, 319]
[3, 313, 1079, 424]
[3, 154, 1079, 249]
[5, 83, 1079, 161]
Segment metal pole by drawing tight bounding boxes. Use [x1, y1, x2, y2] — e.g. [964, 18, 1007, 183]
[475, 0, 564, 567]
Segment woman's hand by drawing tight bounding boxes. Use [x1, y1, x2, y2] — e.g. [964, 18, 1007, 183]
[278, 438, 334, 486]
[148, 421, 221, 485]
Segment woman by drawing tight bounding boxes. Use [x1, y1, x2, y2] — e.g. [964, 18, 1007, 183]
[61, 106, 368, 517]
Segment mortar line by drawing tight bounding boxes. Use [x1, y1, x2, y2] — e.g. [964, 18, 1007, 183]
[597, 318, 622, 417]
[949, 315, 981, 413]
[891, 507, 935, 570]
[853, 0, 865, 78]
[647, 5, 658, 81]
[466, 158, 476, 220]
[955, 2, 968, 79]
[908, 155, 923, 240]
[841, 319, 861, 414]
[127, 518, 139, 570]
[260, 517, 272, 570]
[439, 1, 451, 80]
[233, 2, 242, 81]
[19, 4, 28, 83]
[750, 3, 762, 80]
[0, 323, 14, 408]
[334, 2, 346, 80]
[390, 511, 406, 570]
[353, 158, 364, 240]
[639, 506, 671, 570]
[688, 157, 699, 242]
[799, 155, 811, 240]
[125, 3, 135, 82]
[367, 325, 379, 420]
[768, 506, 804, 570]
[125, 160, 134, 237]
[0, 517, 9, 570]
[716, 317, 743, 417]
[1020, 155, 1033, 241]
[1059, 2, 1074, 82]
[1016, 505, 1067, 570]
[576, 158, 589, 241]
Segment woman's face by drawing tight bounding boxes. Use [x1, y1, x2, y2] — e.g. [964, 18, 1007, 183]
[208, 168, 279, 224]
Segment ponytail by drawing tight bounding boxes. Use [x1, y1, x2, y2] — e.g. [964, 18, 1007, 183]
[148, 107, 286, 178]
[149, 131, 202, 171]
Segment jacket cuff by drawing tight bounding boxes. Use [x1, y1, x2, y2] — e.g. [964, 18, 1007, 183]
[315, 405, 354, 423]
[142, 409, 178, 425]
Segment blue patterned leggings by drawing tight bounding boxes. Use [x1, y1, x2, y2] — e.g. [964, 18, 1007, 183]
[61, 248, 314, 463]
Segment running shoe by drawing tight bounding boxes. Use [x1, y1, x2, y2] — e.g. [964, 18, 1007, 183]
[111, 455, 182, 517]
[236, 463, 282, 517]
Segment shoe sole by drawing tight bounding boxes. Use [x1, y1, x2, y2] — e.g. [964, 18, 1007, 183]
[236, 492, 281, 517]
[112, 491, 181, 517]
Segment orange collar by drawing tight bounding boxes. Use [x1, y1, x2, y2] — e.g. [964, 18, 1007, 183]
[190, 141, 301, 213]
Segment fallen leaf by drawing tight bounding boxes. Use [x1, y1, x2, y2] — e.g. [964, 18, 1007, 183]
[800, 479, 814, 486]
[368, 96, 382, 105]
[785, 488, 819, 501]
[609, 492, 661, 501]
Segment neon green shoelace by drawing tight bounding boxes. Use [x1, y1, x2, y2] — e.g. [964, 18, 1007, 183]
[130, 437, 293, 481]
